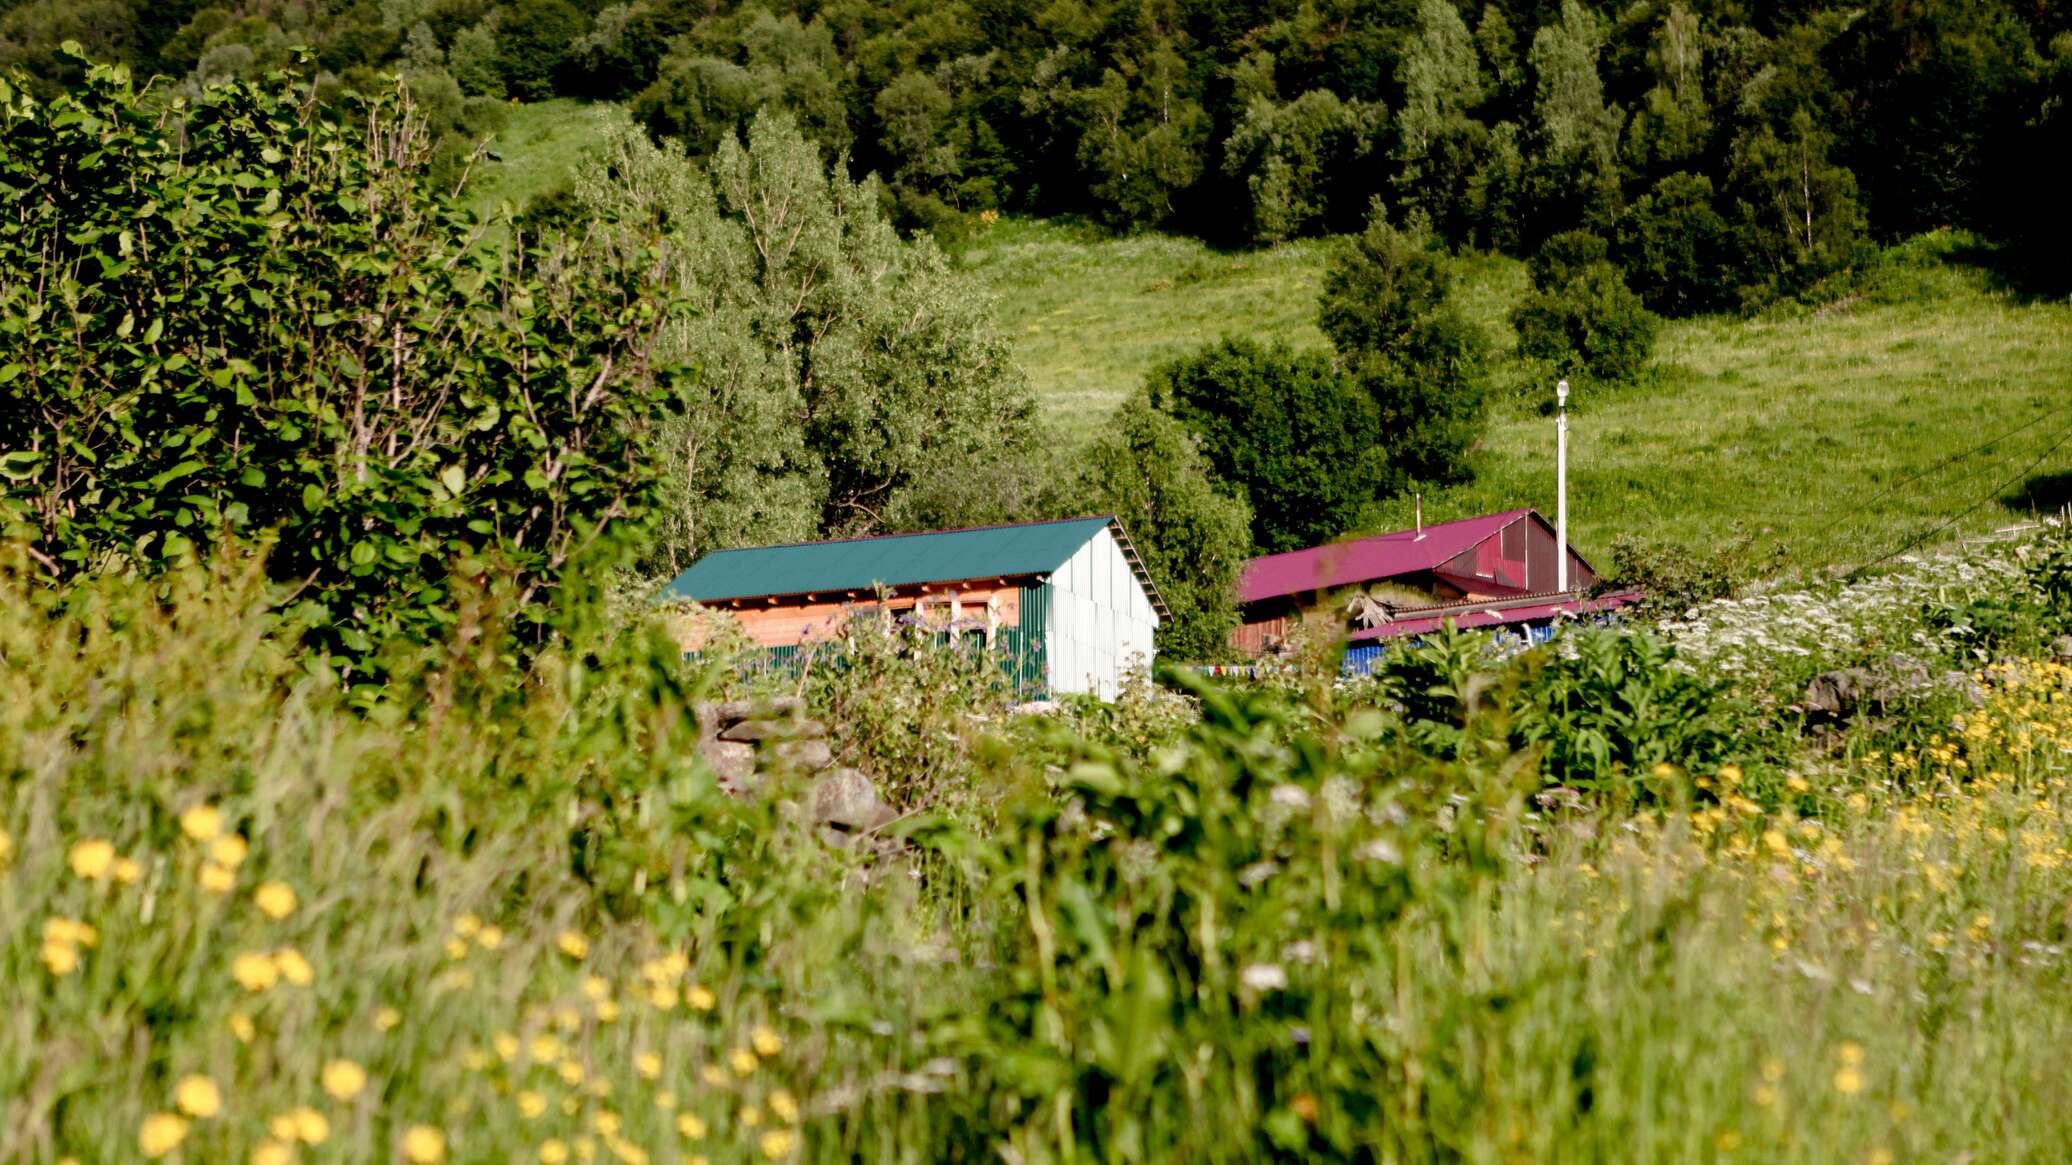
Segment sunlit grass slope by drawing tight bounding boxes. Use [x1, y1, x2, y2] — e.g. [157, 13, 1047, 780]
[463, 99, 631, 220]
[964, 224, 2072, 572]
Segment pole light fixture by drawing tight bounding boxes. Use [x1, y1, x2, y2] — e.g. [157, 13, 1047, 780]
[1556, 379, 1570, 593]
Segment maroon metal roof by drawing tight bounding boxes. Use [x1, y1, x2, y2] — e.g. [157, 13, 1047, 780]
[1346, 589, 1645, 641]
[1237, 509, 1538, 604]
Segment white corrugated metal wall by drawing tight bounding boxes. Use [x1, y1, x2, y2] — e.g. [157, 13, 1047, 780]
[1044, 525, 1159, 699]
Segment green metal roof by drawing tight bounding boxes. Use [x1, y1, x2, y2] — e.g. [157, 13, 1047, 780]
[658, 516, 1167, 615]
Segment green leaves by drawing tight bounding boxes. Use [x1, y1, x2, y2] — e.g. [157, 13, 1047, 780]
[0, 58, 682, 673]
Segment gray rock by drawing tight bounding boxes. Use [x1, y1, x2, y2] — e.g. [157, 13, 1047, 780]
[811, 767, 897, 832]
[697, 696, 806, 728]
[720, 717, 825, 743]
[767, 738, 835, 772]
[706, 740, 757, 787]
[2053, 634, 2072, 660]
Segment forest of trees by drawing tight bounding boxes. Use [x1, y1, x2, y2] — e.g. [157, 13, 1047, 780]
[2, 0, 2067, 303]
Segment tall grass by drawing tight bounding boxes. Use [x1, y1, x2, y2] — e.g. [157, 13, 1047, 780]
[9, 539, 2072, 1161]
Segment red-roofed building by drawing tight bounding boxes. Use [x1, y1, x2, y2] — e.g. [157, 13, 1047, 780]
[1231, 508, 1641, 657]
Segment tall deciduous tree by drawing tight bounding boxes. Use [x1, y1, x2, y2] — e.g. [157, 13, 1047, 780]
[567, 112, 1038, 569]
[1078, 396, 1253, 660]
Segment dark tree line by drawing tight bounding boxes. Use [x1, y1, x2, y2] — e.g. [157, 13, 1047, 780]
[5, 0, 2066, 302]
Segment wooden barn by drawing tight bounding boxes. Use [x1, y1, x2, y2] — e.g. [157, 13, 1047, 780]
[1232, 508, 1641, 667]
[657, 516, 1166, 700]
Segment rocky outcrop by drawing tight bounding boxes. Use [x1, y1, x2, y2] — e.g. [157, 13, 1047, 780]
[693, 697, 898, 838]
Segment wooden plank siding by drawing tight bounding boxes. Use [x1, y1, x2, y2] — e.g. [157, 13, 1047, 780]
[679, 581, 1031, 651]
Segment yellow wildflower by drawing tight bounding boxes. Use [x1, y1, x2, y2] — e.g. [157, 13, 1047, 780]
[274, 947, 314, 986]
[635, 1052, 662, 1080]
[676, 1113, 706, 1139]
[138, 1113, 189, 1158]
[377, 1007, 402, 1032]
[232, 951, 280, 991]
[654, 1091, 677, 1111]
[0, 826, 11, 863]
[69, 838, 115, 880]
[559, 1061, 585, 1086]
[210, 834, 248, 868]
[1837, 1040, 1865, 1066]
[41, 939, 80, 976]
[453, 913, 482, 938]
[540, 1140, 571, 1165]
[593, 1112, 622, 1137]
[595, 998, 621, 1023]
[518, 1091, 547, 1119]
[113, 856, 143, 884]
[758, 1129, 797, 1158]
[768, 1089, 799, 1123]
[254, 881, 298, 919]
[700, 1064, 729, 1087]
[291, 1107, 330, 1144]
[402, 1125, 447, 1163]
[528, 1034, 564, 1063]
[229, 1012, 256, 1043]
[322, 1059, 367, 1101]
[180, 805, 223, 841]
[174, 1074, 222, 1118]
[729, 1047, 759, 1076]
[1833, 1066, 1865, 1095]
[686, 984, 716, 1011]
[477, 925, 504, 950]
[251, 1140, 293, 1165]
[751, 1026, 783, 1057]
[648, 985, 676, 1010]
[557, 932, 589, 960]
[740, 1105, 763, 1127]
[445, 938, 470, 961]
[199, 862, 237, 893]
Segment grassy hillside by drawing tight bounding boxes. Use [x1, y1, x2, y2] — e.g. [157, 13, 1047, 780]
[462, 99, 631, 220]
[961, 226, 2072, 573]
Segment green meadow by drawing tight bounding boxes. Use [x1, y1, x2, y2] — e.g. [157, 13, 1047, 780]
[960, 225, 2072, 573]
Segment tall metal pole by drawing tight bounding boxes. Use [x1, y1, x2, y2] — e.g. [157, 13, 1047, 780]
[1556, 379, 1570, 593]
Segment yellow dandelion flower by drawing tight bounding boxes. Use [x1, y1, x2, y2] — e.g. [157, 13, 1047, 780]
[180, 805, 223, 841]
[751, 1026, 783, 1057]
[273, 947, 313, 986]
[700, 1064, 729, 1087]
[581, 976, 610, 1002]
[758, 1129, 797, 1159]
[595, 998, 621, 1023]
[540, 1139, 571, 1165]
[1833, 1066, 1865, 1095]
[377, 1007, 402, 1032]
[768, 1090, 799, 1123]
[654, 1091, 677, 1111]
[444, 938, 470, 961]
[138, 1112, 189, 1158]
[686, 984, 716, 1011]
[453, 913, 482, 937]
[46, 918, 97, 946]
[1715, 1130, 1743, 1152]
[554, 1006, 582, 1032]
[518, 1090, 547, 1118]
[113, 856, 143, 884]
[561, 1097, 580, 1117]
[293, 1107, 331, 1145]
[238, 952, 284, 992]
[648, 985, 677, 1011]
[41, 939, 80, 976]
[229, 1012, 257, 1043]
[559, 1061, 585, 1086]
[740, 1105, 763, 1127]
[209, 834, 248, 868]
[322, 1059, 367, 1101]
[1753, 1084, 1779, 1108]
[69, 838, 115, 880]
[528, 1034, 564, 1063]
[402, 1125, 446, 1163]
[556, 932, 589, 960]
[493, 1032, 519, 1061]
[634, 1051, 662, 1080]
[0, 826, 11, 864]
[174, 1074, 222, 1119]
[1837, 1040, 1865, 1066]
[254, 881, 297, 919]
[594, 1112, 622, 1137]
[676, 1113, 706, 1139]
[251, 1140, 293, 1165]
[588, 1078, 611, 1099]
[199, 862, 236, 893]
[477, 925, 504, 950]
[729, 1047, 759, 1077]
[1762, 829, 1789, 855]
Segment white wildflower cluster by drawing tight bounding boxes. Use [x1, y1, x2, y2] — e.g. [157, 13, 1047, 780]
[1659, 529, 2050, 694]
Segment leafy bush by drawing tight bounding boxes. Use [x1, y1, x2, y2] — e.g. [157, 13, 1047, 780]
[1150, 337, 1386, 554]
[0, 60, 682, 673]
[1511, 231, 1661, 384]
[1614, 171, 1732, 316]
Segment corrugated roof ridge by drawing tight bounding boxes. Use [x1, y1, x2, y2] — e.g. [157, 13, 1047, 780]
[1246, 507, 1536, 567]
[694, 513, 1117, 558]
